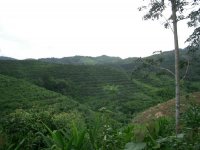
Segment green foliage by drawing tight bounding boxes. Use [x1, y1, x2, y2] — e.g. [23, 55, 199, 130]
[103, 84, 119, 100]
[39, 113, 124, 150]
[155, 88, 175, 100]
[0, 74, 94, 149]
[2, 109, 54, 149]
[124, 107, 200, 150]
[39, 122, 87, 150]
[86, 113, 122, 150]
[183, 104, 200, 129]
[121, 117, 175, 150]
[0, 74, 80, 114]
[1, 109, 89, 150]
[1, 93, 200, 150]
[52, 111, 84, 129]
[186, 81, 200, 92]
[6, 139, 26, 150]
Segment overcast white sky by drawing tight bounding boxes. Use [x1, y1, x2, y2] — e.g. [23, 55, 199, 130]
[0, 0, 194, 59]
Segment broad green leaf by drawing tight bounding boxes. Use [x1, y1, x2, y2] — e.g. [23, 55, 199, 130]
[125, 142, 146, 150]
[177, 133, 184, 139]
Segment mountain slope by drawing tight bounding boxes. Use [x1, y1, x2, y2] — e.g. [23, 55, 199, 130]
[0, 56, 16, 60]
[133, 92, 200, 124]
[0, 60, 135, 98]
[0, 60, 172, 122]
[0, 74, 98, 149]
[0, 74, 90, 115]
[0, 49, 199, 122]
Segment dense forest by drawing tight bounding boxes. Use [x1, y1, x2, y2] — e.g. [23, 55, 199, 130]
[0, 48, 200, 149]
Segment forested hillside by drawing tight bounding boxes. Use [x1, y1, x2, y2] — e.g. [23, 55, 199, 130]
[0, 49, 200, 149]
[0, 74, 90, 114]
[0, 58, 175, 122]
[0, 49, 200, 121]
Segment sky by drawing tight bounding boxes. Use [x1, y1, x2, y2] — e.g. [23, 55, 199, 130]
[0, 0, 194, 59]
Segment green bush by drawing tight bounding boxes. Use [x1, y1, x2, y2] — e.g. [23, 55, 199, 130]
[183, 104, 200, 129]
[1, 108, 87, 150]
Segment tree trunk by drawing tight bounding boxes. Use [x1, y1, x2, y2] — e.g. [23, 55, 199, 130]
[171, 0, 180, 135]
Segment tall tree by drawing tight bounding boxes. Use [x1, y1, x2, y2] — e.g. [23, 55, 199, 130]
[139, 0, 200, 134]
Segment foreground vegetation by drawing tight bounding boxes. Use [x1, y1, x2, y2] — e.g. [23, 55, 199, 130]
[1, 102, 200, 149]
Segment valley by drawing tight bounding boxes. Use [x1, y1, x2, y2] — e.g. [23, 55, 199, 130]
[0, 49, 200, 149]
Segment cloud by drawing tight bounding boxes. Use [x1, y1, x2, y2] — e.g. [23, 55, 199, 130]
[0, 0, 193, 59]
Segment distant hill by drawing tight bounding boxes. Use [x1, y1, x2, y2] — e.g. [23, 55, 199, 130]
[35, 49, 187, 67]
[0, 56, 16, 60]
[39, 55, 123, 65]
[39, 55, 139, 65]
